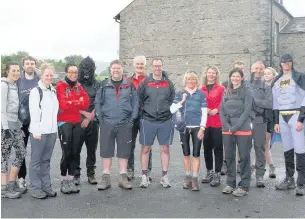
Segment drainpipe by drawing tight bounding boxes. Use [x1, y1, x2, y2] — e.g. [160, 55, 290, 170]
[269, 0, 273, 67]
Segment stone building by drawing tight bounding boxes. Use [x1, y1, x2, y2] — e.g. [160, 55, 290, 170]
[114, 0, 305, 85]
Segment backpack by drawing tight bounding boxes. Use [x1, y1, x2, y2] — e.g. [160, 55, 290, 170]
[172, 94, 187, 133]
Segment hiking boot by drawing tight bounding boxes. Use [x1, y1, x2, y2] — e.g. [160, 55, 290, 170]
[43, 188, 57, 197]
[222, 185, 235, 194]
[73, 177, 80, 186]
[183, 175, 192, 189]
[237, 163, 241, 174]
[119, 173, 133, 190]
[127, 169, 134, 181]
[269, 165, 276, 178]
[256, 176, 265, 188]
[61, 180, 72, 194]
[191, 177, 200, 191]
[31, 191, 47, 199]
[210, 172, 221, 187]
[275, 177, 296, 190]
[140, 175, 150, 188]
[160, 174, 171, 188]
[201, 170, 213, 183]
[296, 185, 304, 196]
[88, 175, 97, 185]
[68, 180, 80, 193]
[13, 181, 27, 194]
[1, 185, 21, 199]
[232, 188, 248, 197]
[221, 161, 227, 175]
[97, 174, 111, 190]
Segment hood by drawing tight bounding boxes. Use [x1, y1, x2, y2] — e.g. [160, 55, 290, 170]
[78, 56, 96, 84]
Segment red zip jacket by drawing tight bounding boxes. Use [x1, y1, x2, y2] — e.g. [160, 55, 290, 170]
[130, 73, 147, 90]
[201, 83, 225, 128]
[56, 80, 90, 124]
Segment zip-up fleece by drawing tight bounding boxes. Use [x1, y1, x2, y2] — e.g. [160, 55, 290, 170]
[129, 73, 147, 90]
[220, 84, 253, 132]
[173, 89, 207, 126]
[250, 74, 272, 123]
[56, 80, 90, 124]
[1, 78, 21, 130]
[138, 72, 175, 122]
[201, 83, 225, 128]
[94, 77, 139, 125]
[29, 81, 59, 136]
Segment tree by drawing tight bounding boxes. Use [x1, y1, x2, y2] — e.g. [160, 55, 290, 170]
[64, 55, 84, 66]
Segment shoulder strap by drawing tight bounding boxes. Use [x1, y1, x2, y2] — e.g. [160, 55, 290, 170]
[1, 80, 10, 101]
[37, 87, 43, 109]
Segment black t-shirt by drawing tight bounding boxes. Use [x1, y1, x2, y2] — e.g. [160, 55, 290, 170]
[111, 78, 123, 92]
[207, 84, 214, 93]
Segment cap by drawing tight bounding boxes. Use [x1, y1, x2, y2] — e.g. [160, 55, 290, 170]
[280, 54, 293, 63]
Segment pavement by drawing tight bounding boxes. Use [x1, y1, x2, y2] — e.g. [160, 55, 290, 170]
[1, 132, 305, 218]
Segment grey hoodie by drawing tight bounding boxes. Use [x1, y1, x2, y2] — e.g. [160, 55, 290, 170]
[250, 75, 272, 123]
[1, 78, 21, 130]
[220, 84, 253, 132]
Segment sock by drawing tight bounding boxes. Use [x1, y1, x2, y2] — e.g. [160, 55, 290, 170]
[162, 170, 168, 177]
[120, 170, 127, 174]
[60, 176, 66, 181]
[8, 181, 15, 185]
[103, 170, 110, 175]
[193, 172, 198, 178]
[142, 170, 148, 176]
[185, 171, 191, 176]
[67, 175, 74, 180]
[269, 164, 274, 168]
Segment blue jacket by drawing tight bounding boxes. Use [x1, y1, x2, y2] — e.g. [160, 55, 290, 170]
[94, 77, 139, 125]
[174, 89, 207, 126]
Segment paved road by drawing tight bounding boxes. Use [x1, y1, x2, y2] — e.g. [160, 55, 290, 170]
[2, 132, 305, 218]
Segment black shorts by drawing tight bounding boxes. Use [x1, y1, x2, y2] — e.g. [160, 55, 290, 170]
[99, 122, 133, 158]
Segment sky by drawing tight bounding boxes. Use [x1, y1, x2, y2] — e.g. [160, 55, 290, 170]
[0, 0, 304, 62]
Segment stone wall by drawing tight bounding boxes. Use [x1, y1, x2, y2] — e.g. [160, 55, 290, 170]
[280, 33, 305, 72]
[119, 0, 272, 86]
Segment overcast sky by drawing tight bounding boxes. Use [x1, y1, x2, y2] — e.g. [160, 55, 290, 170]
[0, 0, 304, 62]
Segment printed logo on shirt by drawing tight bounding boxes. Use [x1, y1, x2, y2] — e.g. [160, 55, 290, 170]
[279, 78, 291, 88]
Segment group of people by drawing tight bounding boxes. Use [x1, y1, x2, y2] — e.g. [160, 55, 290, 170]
[1, 54, 304, 200]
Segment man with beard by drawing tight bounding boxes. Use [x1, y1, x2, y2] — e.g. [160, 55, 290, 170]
[17, 56, 40, 191]
[74, 56, 100, 185]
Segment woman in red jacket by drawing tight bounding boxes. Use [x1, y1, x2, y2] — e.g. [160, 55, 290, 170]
[56, 63, 89, 195]
[201, 65, 225, 187]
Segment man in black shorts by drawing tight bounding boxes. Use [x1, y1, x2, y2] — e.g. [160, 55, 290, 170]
[95, 60, 139, 190]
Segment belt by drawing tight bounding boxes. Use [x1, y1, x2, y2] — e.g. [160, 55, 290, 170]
[222, 130, 252, 136]
[279, 110, 299, 115]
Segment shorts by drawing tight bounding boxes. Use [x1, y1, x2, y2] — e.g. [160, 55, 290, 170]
[99, 122, 133, 158]
[139, 119, 174, 146]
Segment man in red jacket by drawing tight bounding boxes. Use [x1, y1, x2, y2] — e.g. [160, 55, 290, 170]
[56, 62, 90, 195]
[127, 56, 153, 181]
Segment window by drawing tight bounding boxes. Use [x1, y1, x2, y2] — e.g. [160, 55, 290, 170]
[275, 22, 280, 54]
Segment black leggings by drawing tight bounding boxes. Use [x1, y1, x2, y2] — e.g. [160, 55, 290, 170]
[203, 127, 223, 173]
[58, 123, 81, 176]
[179, 127, 202, 157]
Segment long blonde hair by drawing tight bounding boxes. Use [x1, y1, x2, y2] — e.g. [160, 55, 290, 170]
[201, 65, 221, 86]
